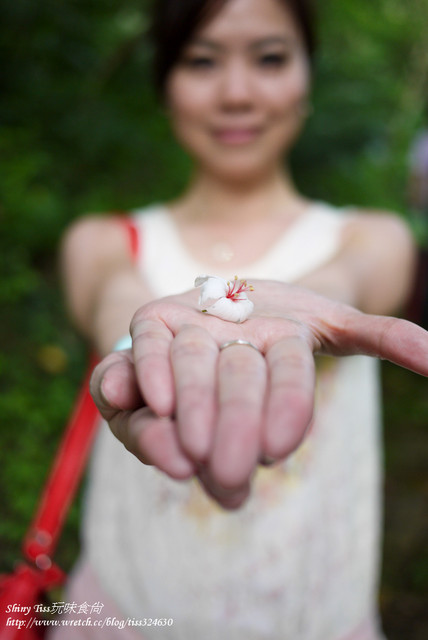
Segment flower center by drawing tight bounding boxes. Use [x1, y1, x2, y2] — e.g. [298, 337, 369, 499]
[226, 276, 254, 302]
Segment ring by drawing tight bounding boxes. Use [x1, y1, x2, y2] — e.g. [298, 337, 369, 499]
[219, 339, 260, 353]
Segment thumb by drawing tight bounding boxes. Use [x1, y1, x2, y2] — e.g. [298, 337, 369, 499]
[90, 352, 143, 421]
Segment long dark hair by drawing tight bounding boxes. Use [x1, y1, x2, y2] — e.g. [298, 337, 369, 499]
[149, 0, 317, 96]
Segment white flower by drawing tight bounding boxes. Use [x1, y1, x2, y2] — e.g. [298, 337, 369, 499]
[194, 275, 254, 323]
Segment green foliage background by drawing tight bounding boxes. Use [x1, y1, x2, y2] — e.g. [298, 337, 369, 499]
[1, 0, 427, 636]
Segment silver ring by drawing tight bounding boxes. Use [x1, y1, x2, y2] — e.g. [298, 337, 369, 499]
[219, 339, 260, 353]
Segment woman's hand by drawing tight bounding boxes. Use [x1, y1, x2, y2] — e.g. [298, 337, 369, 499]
[90, 280, 428, 508]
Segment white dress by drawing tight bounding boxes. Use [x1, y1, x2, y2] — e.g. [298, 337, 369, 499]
[83, 202, 385, 640]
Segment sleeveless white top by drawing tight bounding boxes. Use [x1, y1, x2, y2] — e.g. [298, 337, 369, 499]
[83, 203, 384, 640]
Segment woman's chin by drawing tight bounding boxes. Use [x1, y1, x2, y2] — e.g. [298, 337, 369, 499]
[201, 158, 280, 186]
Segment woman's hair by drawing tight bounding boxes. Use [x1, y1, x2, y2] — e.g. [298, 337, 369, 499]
[149, 0, 317, 96]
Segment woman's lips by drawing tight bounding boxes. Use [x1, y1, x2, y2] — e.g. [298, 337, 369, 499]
[212, 127, 261, 145]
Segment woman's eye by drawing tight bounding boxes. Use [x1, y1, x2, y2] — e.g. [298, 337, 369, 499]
[259, 53, 289, 67]
[183, 56, 216, 70]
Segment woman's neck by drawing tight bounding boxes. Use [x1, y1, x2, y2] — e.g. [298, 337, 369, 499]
[166, 165, 311, 270]
[169, 166, 307, 227]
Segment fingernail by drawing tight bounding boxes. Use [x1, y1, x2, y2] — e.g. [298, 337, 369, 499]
[100, 378, 113, 406]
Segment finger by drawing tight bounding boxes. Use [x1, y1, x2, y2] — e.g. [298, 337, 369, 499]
[334, 311, 428, 376]
[263, 337, 315, 460]
[209, 343, 267, 491]
[130, 315, 175, 416]
[109, 407, 196, 480]
[90, 351, 142, 422]
[170, 325, 218, 462]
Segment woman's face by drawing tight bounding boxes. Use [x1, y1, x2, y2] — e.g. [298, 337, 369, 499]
[165, 0, 311, 183]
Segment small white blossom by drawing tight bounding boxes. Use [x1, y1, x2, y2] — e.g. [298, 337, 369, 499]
[194, 275, 254, 323]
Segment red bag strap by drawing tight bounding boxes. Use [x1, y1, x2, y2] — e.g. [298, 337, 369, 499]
[115, 214, 140, 261]
[23, 355, 100, 568]
[23, 216, 139, 571]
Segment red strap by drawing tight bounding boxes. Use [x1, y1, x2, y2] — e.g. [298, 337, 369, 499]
[115, 214, 139, 262]
[23, 216, 140, 569]
[23, 355, 100, 566]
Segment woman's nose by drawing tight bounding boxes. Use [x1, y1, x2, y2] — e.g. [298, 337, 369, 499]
[218, 61, 255, 109]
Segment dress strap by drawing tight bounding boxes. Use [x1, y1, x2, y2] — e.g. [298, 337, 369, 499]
[114, 214, 140, 263]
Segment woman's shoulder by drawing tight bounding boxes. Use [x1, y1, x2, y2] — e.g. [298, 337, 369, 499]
[335, 207, 416, 291]
[61, 202, 167, 265]
[340, 206, 413, 241]
[315, 203, 415, 268]
[317, 201, 408, 225]
[63, 213, 127, 252]
[60, 213, 136, 276]
[60, 213, 142, 334]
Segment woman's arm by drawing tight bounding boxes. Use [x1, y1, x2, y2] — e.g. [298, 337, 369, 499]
[62, 210, 414, 354]
[298, 211, 416, 314]
[60, 215, 153, 355]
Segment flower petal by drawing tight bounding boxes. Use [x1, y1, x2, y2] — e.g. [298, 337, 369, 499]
[195, 274, 254, 322]
[203, 297, 254, 323]
[194, 275, 210, 288]
[195, 274, 228, 306]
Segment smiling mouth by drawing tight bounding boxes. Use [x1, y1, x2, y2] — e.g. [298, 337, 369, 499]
[212, 127, 261, 145]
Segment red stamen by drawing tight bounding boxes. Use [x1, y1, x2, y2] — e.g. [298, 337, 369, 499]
[225, 277, 254, 302]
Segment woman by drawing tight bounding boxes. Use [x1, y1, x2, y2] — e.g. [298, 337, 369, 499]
[57, 0, 427, 638]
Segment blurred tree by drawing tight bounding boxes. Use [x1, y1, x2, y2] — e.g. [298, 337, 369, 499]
[294, 0, 428, 209]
